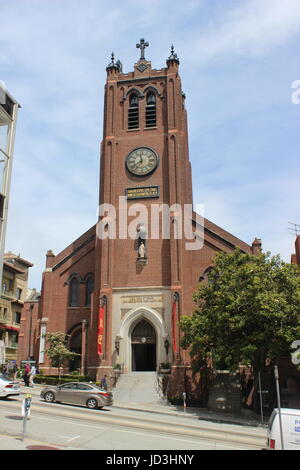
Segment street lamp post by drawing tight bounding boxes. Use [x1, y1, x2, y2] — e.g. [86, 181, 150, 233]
[27, 304, 34, 361]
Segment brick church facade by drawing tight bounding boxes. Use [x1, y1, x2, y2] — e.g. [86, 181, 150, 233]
[18, 41, 261, 394]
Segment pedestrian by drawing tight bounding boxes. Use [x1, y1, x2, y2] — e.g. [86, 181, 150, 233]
[2, 364, 8, 377]
[23, 363, 30, 387]
[13, 364, 18, 380]
[29, 365, 36, 387]
[100, 374, 108, 390]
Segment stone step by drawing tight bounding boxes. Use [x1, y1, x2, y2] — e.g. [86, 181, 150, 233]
[113, 372, 161, 405]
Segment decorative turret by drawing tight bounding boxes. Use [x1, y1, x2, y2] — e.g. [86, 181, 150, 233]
[251, 238, 262, 255]
[166, 45, 180, 67]
[45, 249, 55, 269]
[106, 52, 122, 75]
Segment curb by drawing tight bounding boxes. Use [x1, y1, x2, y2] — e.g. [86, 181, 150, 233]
[112, 402, 266, 428]
[18, 384, 266, 429]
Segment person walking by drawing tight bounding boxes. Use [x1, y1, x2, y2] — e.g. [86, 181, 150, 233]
[29, 365, 36, 387]
[23, 363, 30, 387]
[100, 374, 108, 390]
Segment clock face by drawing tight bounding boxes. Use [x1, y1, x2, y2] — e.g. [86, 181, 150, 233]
[126, 147, 158, 176]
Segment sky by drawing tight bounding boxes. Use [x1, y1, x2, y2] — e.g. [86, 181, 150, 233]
[0, 0, 299, 290]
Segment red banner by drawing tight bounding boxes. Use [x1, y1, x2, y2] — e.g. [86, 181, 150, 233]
[97, 306, 105, 356]
[172, 300, 178, 354]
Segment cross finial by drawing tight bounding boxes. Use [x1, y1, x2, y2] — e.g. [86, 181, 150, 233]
[136, 38, 149, 60]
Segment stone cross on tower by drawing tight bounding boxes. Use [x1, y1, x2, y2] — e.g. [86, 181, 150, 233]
[136, 38, 149, 60]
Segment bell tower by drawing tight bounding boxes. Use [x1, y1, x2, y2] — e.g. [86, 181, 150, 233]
[92, 40, 194, 378]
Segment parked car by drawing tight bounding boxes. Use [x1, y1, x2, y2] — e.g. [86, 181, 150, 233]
[267, 408, 300, 450]
[40, 382, 113, 409]
[0, 375, 20, 399]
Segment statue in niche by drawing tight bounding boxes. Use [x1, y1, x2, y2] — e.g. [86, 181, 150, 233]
[136, 223, 147, 260]
[138, 241, 146, 259]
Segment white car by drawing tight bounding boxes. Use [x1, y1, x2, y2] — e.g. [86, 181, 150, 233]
[0, 375, 20, 399]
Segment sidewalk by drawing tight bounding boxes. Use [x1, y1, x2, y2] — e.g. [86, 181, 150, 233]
[18, 382, 267, 429]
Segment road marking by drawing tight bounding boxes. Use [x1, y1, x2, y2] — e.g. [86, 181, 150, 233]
[34, 414, 256, 450]
[67, 435, 81, 442]
[115, 427, 252, 450]
[59, 435, 81, 442]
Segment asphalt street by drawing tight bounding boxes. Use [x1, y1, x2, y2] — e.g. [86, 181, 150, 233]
[0, 384, 267, 451]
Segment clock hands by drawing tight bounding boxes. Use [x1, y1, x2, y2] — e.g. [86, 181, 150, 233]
[132, 155, 142, 170]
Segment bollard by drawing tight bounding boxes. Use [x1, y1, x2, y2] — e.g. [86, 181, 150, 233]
[183, 392, 186, 412]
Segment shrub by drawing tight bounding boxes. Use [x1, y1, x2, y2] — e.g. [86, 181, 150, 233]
[34, 374, 94, 385]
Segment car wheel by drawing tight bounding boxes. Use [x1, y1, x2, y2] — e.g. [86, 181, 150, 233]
[44, 391, 55, 403]
[86, 398, 98, 409]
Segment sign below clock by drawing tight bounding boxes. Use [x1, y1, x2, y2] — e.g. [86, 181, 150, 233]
[126, 186, 160, 200]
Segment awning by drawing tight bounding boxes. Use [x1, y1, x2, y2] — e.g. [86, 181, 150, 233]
[0, 323, 19, 332]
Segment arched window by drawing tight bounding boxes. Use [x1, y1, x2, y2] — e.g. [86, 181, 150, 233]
[132, 319, 156, 342]
[199, 267, 213, 283]
[69, 277, 79, 307]
[128, 93, 139, 129]
[145, 92, 156, 127]
[85, 276, 94, 306]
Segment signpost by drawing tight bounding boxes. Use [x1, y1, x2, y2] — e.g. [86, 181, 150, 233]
[21, 394, 32, 441]
[274, 365, 284, 450]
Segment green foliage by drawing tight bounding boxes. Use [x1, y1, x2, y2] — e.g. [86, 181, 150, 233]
[34, 374, 93, 385]
[160, 362, 171, 369]
[180, 249, 300, 371]
[43, 332, 80, 377]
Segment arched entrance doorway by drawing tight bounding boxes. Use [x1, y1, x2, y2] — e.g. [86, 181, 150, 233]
[131, 319, 156, 371]
[69, 329, 82, 372]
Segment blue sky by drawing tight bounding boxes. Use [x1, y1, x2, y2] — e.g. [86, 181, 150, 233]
[1, 0, 300, 289]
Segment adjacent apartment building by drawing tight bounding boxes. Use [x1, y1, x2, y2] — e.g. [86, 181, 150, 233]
[0, 252, 33, 363]
[0, 84, 22, 365]
[0, 84, 20, 285]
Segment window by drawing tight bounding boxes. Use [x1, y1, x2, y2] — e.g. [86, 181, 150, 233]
[132, 320, 156, 341]
[14, 312, 21, 324]
[59, 383, 77, 390]
[16, 288, 22, 300]
[8, 333, 18, 348]
[69, 277, 79, 307]
[199, 267, 213, 283]
[145, 92, 156, 128]
[76, 383, 93, 391]
[85, 276, 94, 306]
[128, 93, 139, 129]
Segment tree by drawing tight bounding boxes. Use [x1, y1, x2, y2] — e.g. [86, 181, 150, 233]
[180, 250, 300, 410]
[43, 332, 79, 379]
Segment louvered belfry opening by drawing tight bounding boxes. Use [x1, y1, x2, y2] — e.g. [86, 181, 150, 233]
[128, 93, 139, 129]
[145, 92, 156, 127]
